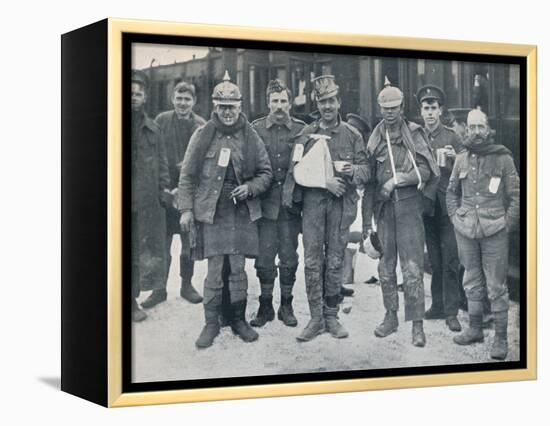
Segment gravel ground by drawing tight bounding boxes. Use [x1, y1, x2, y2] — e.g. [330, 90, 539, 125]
[132, 238, 520, 383]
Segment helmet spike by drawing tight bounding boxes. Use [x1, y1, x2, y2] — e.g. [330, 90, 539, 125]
[223, 70, 231, 82]
[383, 76, 391, 87]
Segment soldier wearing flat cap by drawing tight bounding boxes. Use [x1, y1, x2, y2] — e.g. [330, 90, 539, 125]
[447, 109, 519, 360]
[177, 71, 272, 348]
[416, 85, 464, 332]
[140, 81, 207, 310]
[363, 78, 439, 347]
[248, 79, 305, 328]
[130, 70, 171, 322]
[283, 75, 371, 342]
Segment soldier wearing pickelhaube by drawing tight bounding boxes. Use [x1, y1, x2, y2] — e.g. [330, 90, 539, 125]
[249, 79, 306, 328]
[283, 75, 371, 342]
[416, 85, 464, 332]
[130, 69, 171, 322]
[177, 71, 272, 348]
[363, 78, 439, 347]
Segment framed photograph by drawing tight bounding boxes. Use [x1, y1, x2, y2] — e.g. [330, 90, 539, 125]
[61, 18, 537, 407]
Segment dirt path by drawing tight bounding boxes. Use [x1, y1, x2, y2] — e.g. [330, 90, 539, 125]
[133, 239, 520, 383]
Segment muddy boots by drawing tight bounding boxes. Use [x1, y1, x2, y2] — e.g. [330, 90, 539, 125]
[278, 295, 298, 327]
[490, 311, 508, 360]
[412, 320, 426, 347]
[141, 289, 167, 309]
[132, 299, 147, 322]
[250, 295, 275, 327]
[180, 258, 203, 304]
[324, 300, 349, 339]
[230, 300, 259, 342]
[374, 310, 398, 337]
[453, 300, 484, 346]
[296, 298, 325, 342]
[195, 297, 221, 349]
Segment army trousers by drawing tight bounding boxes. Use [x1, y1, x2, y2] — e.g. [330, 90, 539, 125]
[163, 226, 194, 287]
[377, 194, 426, 321]
[455, 229, 509, 313]
[203, 255, 248, 305]
[254, 211, 301, 290]
[302, 189, 349, 306]
[424, 202, 461, 316]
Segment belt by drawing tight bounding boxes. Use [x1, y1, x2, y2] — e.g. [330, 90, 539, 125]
[390, 186, 419, 202]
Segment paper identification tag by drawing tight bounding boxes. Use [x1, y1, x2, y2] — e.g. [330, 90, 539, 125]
[489, 177, 501, 194]
[292, 144, 304, 162]
[218, 148, 231, 167]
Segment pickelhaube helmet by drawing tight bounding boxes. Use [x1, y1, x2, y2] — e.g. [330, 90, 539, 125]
[312, 75, 339, 101]
[363, 230, 383, 260]
[212, 70, 242, 105]
[377, 76, 404, 108]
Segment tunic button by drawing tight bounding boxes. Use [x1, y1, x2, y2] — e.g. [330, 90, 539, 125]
[475, 205, 479, 208]
[226, 135, 230, 139]
[472, 154, 476, 157]
[277, 168, 281, 171]
[277, 154, 281, 157]
[476, 192, 480, 195]
[214, 190, 218, 193]
[473, 180, 477, 183]
[472, 167, 475, 170]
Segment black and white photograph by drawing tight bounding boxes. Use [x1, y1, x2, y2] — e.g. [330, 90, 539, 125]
[129, 40, 523, 385]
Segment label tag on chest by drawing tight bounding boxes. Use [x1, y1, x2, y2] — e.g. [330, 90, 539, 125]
[489, 177, 501, 194]
[292, 144, 304, 162]
[218, 148, 231, 167]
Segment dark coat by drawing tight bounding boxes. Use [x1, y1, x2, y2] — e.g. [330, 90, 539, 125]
[132, 112, 170, 291]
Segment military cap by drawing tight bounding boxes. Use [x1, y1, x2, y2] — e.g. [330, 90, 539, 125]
[377, 76, 403, 108]
[312, 75, 339, 101]
[416, 84, 446, 105]
[346, 113, 371, 137]
[132, 69, 149, 89]
[212, 70, 242, 105]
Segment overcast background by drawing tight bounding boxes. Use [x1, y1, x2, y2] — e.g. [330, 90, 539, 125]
[2, 0, 546, 424]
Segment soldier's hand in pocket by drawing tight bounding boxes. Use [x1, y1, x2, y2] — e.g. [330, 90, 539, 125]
[179, 211, 194, 233]
[326, 177, 346, 197]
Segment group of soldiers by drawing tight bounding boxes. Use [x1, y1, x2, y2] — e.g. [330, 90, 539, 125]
[131, 67, 519, 361]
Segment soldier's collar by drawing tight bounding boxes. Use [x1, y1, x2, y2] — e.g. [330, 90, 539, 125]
[426, 121, 443, 137]
[266, 113, 292, 130]
[317, 115, 343, 134]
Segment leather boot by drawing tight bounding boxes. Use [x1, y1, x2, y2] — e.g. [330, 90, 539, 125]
[250, 295, 275, 327]
[445, 316, 462, 332]
[296, 299, 325, 342]
[324, 303, 349, 339]
[230, 300, 259, 342]
[490, 311, 508, 360]
[453, 300, 484, 345]
[180, 259, 203, 304]
[141, 289, 167, 309]
[278, 295, 298, 327]
[132, 299, 147, 322]
[195, 298, 221, 349]
[412, 320, 426, 347]
[374, 310, 398, 337]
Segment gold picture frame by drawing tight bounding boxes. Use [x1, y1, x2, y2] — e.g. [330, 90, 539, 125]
[61, 17, 537, 407]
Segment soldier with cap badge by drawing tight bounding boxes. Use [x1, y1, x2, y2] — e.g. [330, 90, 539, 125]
[416, 85, 464, 332]
[178, 71, 272, 348]
[363, 78, 440, 347]
[283, 75, 371, 342]
[130, 69, 171, 322]
[249, 79, 306, 328]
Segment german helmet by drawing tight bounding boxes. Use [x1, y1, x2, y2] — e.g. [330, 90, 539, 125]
[377, 76, 403, 108]
[212, 70, 242, 105]
[312, 75, 339, 101]
[363, 230, 383, 260]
